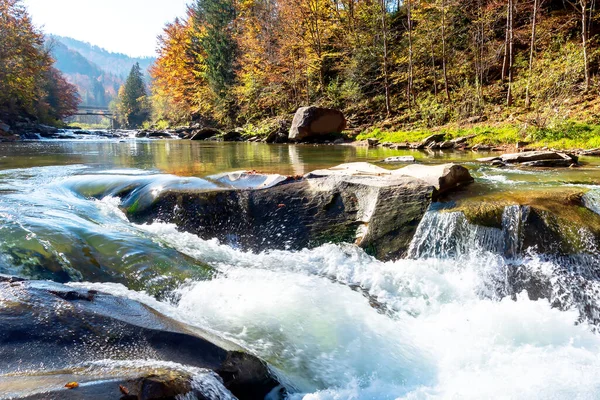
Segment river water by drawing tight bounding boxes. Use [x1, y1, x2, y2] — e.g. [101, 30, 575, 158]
[2, 136, 600, 399]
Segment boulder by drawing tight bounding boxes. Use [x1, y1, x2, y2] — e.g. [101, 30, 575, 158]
[288, 106, 346, 142]
[223, 129, 243, 141]
[147, 130, 172, 138]
[190, 128, 222, 141]
[0, 278, 282, 400]
[393, 163, 474, 196]
[118, 166, 432, 260]
[413, 133, 445, 149]
[116, 163, 471, 260]
[478, 151, 578, 166]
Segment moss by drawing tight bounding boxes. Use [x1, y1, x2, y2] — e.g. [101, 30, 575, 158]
[356, 121, 600, 150]
[456, 202, 507, 228]
[444, 186, 600, 237]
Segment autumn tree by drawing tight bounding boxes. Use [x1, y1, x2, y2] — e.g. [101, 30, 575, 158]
[0, 0, 78, 124]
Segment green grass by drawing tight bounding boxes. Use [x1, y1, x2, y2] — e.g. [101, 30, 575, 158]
[357, 121, 600, 150]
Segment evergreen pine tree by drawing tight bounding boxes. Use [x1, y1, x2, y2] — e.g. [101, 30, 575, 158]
[116, 63, 149, 128]
[191, 0, 237, 97]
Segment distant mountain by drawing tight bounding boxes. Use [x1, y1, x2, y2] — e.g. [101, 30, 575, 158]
[46, 38, 122, 108]
[51, 35, 155, 78]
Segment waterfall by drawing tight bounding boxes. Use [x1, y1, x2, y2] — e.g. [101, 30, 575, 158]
[408, 205, 529, 260]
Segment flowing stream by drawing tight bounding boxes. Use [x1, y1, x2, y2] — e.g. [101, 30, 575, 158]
[1, 135, 600, 399]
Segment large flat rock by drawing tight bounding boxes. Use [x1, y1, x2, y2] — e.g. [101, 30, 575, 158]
[124, 173, 433, 261]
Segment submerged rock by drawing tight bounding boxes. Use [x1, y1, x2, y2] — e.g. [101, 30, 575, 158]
[288, 106, 346, 142]
[383, 156, 416, 163]
[0, 279, 283, 400]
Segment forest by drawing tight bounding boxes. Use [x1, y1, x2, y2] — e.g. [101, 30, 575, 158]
[0, 0, 79, 126]
[148, 0, 600, 144]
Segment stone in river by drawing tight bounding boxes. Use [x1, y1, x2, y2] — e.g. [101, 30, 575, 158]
[288, 106, 346, 142]
[383, 156, 416, 163]
[0, 278, 283, 400]
[120, 163, 473, 260]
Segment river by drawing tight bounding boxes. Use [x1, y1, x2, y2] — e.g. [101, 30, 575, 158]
[1, 134, 600, 399]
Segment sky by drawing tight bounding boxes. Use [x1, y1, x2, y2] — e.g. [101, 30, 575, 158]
[22, 0, 190, 57]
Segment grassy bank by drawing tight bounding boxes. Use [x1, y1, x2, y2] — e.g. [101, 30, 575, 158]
[356, 121, 600, 150]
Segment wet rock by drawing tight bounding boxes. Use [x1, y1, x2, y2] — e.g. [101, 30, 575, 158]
[580, 148, 600, 156]
[445, 188, 600, 256]
[0, 279, 282, 400]
[367, 138, 379, 147]
[393, 163, 474, 197]
[383, 156, 416, 163]
[208, 171, 292, 189]
[123, 166, 434, 260]
[478, 151, 578, 167]
[471, 144, 491, 151]
[288, 106, 346, 142]
[391, 143, 410, 150]
[190, 128, 222, 141]
[412, 133, 445, 149]
[439, 141, 454, 149]
[264, 120, 290, 143]
[223, 129, 243, 142]
[5, 369, 201, 400]
[147, 131, 172, 138]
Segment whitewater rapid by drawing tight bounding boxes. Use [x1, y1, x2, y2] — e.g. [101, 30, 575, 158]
[2, 165, 600, 399]
[73, 200, 600, 400]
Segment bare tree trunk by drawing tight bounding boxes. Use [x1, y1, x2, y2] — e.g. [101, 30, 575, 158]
[501, 0, 510, 81]
[431, 40, 438, 97]
[441, 0, 451, 102]
[581, 0, 590, 91]
[381, 0, 391, 115]
[506, 0, 514, 106]
[291, 49, 299, 108]
[407, 0, 414, 108]
[525, 0, 539, 108]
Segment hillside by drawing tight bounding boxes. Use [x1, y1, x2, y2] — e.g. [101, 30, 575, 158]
[51, 35, 154, 78]
[46, 38, 122, 108]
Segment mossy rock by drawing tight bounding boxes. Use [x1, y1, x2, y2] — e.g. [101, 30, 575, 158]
[441, 187, 600, 255]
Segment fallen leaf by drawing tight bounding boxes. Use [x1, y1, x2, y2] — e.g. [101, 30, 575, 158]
[65, 382, 79, 389]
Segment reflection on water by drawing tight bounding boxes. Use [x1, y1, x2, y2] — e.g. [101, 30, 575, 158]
[0, 140, 506, 177]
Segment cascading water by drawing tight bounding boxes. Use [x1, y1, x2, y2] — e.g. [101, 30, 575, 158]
[2, 160, 600, 399]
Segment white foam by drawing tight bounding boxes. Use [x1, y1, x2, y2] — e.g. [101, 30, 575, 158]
[84, 223, 600, 399]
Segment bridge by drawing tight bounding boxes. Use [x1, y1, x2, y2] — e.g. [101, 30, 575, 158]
[73, 106, 113, 116]
[72, 106, 116, 128]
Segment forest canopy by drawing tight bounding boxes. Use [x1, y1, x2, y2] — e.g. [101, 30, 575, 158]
[150, 0, 600, 130]
[0, 0, 79, 125]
